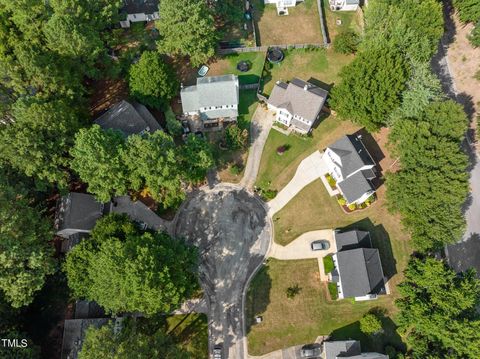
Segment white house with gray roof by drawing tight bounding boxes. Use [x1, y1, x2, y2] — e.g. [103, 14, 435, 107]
[119, 0, 160, 28]
[329, 0, 360, 11]
[264, 0, 305, 15]
[180, 75, 239, 130]
[94, 100, 162, 137]
[330, 229, 386, 301]
[323, 340, 388, 359]
[267, 78, 328, 134]
[324, 134, 376, 205]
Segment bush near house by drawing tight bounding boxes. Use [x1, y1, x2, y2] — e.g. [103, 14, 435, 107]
[360, 313, 382, 335]
[327, 282, 338, 300]
[325, 173, 337, 189]
[323, 255, 334, 274]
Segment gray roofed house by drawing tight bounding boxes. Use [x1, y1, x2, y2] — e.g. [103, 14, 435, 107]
[74, 300, 105, 320]
[324, 134, 377, 205]
[94, 100, 161, 137]
[334, 229, 371, 251]
[55, 193, 106, 239]
[61, 318, 110, 359]
[323, 340, 388, 359]
[335, 248, 385, 299]
[119, 0, 160, 28]
[267, 78, 328, 134]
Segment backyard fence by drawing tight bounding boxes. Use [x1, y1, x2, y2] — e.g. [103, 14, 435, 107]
[217, 43, 327, 55]
[317, 0, 330, 45]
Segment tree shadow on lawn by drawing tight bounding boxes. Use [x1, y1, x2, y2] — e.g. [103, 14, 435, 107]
[337, 218, 397, 282]
[245, 264, 272, 334]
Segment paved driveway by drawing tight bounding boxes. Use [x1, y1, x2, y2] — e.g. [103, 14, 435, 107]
[268, 151, 327, 216]
[174, 184, 271, 358]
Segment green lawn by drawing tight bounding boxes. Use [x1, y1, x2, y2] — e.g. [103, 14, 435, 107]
[261, 48, 353, 96]
[208, 52, 266, 85]
[323, 0, 363, 40]
[246, 259, 406, 355]
[166, 314, 208, 358]
[255, 115, 360, 191]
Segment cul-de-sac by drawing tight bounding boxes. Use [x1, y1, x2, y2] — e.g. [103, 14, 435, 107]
[1, 0, 480, 358]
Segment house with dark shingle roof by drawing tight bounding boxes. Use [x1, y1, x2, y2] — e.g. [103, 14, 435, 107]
[180, 75, 239, 130]
[94, 100, 162, 137]
[323, 340, 388, 359]
[267, 78, 328, 134]
[119, 0, 160, 28]
[330, 230, 386, 301]
[324, 134, 376, 205]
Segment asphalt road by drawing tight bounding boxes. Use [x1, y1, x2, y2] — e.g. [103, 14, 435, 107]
[174, 184, 271, 358]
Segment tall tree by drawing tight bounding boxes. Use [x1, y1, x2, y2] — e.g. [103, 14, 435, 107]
[330, 44, 409, 132]
[129, 51, 178, 109]
[158, 0, 217, 66]
[79, 319, 190, 359]
[179, 134, 214, 184]
[0, 183, 54, 308]
[70, 125, 128, 202]
[397, 257, 480, 358]
[65, 214, 199, 315]
[0, 96, 81, 187]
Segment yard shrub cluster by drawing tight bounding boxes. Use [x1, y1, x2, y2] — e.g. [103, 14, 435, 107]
[333, 30, 360, 54]
[323, 255, 334, 274]
[359, 313, 382, 335]
[327, 282, 338, 300]
[71, 126, 214, 208]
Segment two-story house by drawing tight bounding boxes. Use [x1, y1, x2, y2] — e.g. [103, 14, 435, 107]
[180, 75, 240, 130]
[329, 0, 360, 11]
[330, 229, 386, 301]
[267, 78, 328, 134]
[264, 0, 305, 15]
[324, 134, 376, 205]
[119, 0, 160, 28]
[323, 340, 388, 359]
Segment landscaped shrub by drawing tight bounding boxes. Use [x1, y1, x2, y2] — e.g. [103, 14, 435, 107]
[325, 174, 336, 188]
[261, 188, 278, 201]
[337, 196, 346, 206]
[327, 282, 338, 300]
[323, 255, 334, 274]
[348, 203, 356, 211]
[230, 163, 243, 175]
[225, 125, 249, 150]
[286, 284, 301, 299]
[333, 30, 360, 54]
[165, 106, 182, 136]
[360, 313, 382, 335]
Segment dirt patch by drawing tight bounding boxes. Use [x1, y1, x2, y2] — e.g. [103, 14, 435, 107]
[447, 13, 480, 120]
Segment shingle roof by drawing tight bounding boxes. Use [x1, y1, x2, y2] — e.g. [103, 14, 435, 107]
[94, 100, 161, 136]
[55, 193, 105, 235]
[335, 229, 371, 252]
[328, 135, 374, 178]
[181, 75, 239, 118]
[337, 248, 385, 298]
[337, 171, 374, 204]
[324, 340, 362, 359]
[61, 319, 110, 359]
[291, 117, 312, 132]
[267, 78, 328, 122]
[121, 0, 159, 15]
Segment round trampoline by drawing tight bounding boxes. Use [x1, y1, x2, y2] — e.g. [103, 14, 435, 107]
[236, 60, 250, 72]
[267, 47, 284, 64]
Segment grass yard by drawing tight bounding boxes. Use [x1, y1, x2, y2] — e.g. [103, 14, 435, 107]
[323, 0, 363, 40]
[256, 115, 360, 190]
[207, 52, 266, 85]
[261, 48, 353, 96]
[166, 314, 208, 358]
[246, 259, 406, 355]
[253, 0, 323, 45]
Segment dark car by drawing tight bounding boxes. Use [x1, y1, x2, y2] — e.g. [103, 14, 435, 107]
[213, 345, 222, 359]
[300, 344, 321, 358]
[310, 240, 330, 251]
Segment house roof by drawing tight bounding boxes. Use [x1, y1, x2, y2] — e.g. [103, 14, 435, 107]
[94, 100, 161, 136]
[345, 0, 360, 4]
[267, 78, 328, 122]
[348, 354, 389, 359]
[337, 248, 385, 298]
[335, 229, 371, 252]
[74, 300, 105, 320]
[324, 340, 362, 359]
[337, 171, 374, 204]
[328, 135, 374, 179]
[181, 75, 239, 118]
[55, 193, 106, 234]
[121, 0, 159, 15]
[61, 318, 110, 359]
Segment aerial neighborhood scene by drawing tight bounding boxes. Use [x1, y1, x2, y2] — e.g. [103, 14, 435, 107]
[1, 0, 480, 358]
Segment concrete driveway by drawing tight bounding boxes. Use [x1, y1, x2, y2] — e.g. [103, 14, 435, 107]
[268, 151, 327, 216]
[174, 184, 271, 359]
[269, 230, 336, 282]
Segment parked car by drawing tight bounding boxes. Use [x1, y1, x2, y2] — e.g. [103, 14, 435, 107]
[213, 345, 223, 359]
[198, 65, 209, 77]
[300, 344, 321, 358]
[310, 240, 330, 251]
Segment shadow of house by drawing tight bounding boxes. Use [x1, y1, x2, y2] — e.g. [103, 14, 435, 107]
[337, 219, 397, 282]
[306, 77, 334, 93]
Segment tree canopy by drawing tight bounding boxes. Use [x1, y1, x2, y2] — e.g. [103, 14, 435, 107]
[65, 214, 199, 315]
[129, 51, 178, 109]
[157, 0, 217, 66]
[0, 183, 54, 308]
[397, 257, 480, 358]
